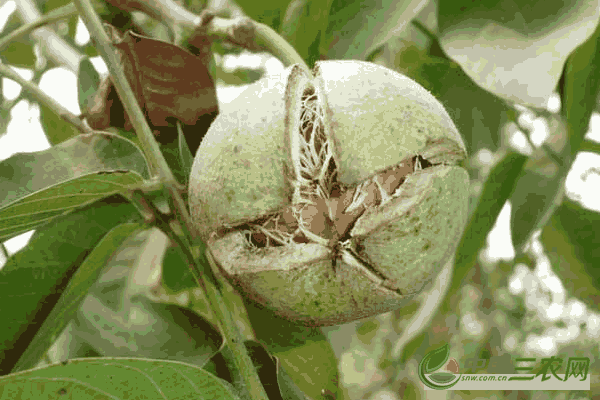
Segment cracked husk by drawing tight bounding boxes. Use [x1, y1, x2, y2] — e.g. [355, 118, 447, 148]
[189, 60, 469, 326]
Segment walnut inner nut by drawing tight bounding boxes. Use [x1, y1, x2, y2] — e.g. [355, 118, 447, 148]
[190, 60, 469, 326]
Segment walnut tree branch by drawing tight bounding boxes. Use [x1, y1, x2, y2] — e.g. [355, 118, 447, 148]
[0, 63, 91, 133]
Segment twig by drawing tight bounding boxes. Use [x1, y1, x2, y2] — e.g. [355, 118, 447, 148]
[105, 0, 310, 71]
[580, 139, 600, 154]
[0, 3, 79, 52]
[0, 63, 91, 133]
[13, 0, 82, 72]
[73, 1, 269, 399]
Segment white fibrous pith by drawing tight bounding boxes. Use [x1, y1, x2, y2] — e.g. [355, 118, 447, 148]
[236, 85, 449, 252]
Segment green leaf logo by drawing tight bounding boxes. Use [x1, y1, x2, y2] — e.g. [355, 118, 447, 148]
[429, 372, 456, 384]
[424, 344, 450, 373]
[418, 344, 460, 390]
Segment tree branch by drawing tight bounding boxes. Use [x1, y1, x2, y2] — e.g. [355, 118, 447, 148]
[73, 1, 269, 399]
[13, 0, 82, 73]
[0, 63, 91, 133]
[106, 0, 309, 71]
[0, 3, 79, 53]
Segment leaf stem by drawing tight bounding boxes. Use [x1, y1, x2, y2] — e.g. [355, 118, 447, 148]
[0, 63, 91, 133]
[74, 1, 269, 399]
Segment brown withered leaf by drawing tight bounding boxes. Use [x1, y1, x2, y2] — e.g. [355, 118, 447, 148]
[86, 24, 218, 150]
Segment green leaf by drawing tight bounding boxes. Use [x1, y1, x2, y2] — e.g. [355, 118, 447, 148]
[39, 0, 72, 13]
[245, 340, 311, 400]
[446, 151, 528, 309]
[233, 0, 293, 31]
[424, 344, 450, 374]
[215, 64, 265, 86]
[159, 139, 190, 185]
[438, 0, 599, 106]
[322, 0, 427, 61]
[11, 223, 145, 373]
[562, 19, 600, 156]
[70, 229, 222, 367]
[39, 104, 81, 145]
[542, 200, 600, 312]
[509, 167, 564, 251]
[280, 0, 334, 67]
[244, 301, 326, 354]
[74, 296, 222, 368]
[0, 358, 239, 400]
[77, 58, 100, 115]
[0, 106, 10, 139]
[0, 196, 140, 375]
[378, 23, 511, 154]
[274, 339, 339, 400]
[244, 302, 339, 400]
[161, 243, 199, 293]
[0, 132, 149, 241]
[177, 122, 194, 185]
[0, 41, 36, 69]
[0, 171, 145, 242]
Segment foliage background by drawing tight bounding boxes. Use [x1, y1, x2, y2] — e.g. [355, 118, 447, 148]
[1, 0, 600, 399]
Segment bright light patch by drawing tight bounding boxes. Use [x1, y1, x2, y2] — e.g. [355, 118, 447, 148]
[2, 66, 33, 100]
[75, 17, 90, 46]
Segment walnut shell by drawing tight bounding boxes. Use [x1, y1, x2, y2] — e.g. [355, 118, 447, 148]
[189, 60, 469, 326]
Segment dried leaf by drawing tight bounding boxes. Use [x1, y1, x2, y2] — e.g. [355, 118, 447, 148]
[86, 25, 218, 150]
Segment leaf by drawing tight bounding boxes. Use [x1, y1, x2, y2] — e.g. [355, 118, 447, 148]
[215, 65, 265, 86]
[541, 200, 600, 312]
[322, 0, 428, 61]
[446, 152, 528, 309]
[244, 301, 339, 400]
[274, 339, 339, 400]
[0, 358, 239, 400]
[86, 26, 218, 132]
[280, 0, 334, 67]
[562, 18, 600, 156]
[0, 196, 140, 375]
[161, 243, 199, 293]
[438, 0, 600, 107]
[0, 40, 36, 69]
[381, 31, 511, 154]
[0, 132, 149, 241]
[177, 121, 194, 184]
[233, 0, 293, 31]
[422, 343, 450, 375]
[11, 223, 145, 373]
[245, 340, 311, 400]
[509, 166, 564, 251]
[77, 58, 100, 115]
[0, 105, 10, 139]
[70, 229, 222, 367]
[0, 171, 144, 242]
[161, 243, 200, 293]
[39, 104, 81, 145]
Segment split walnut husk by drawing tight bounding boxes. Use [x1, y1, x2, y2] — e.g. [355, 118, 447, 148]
[189, 60, 469, 326]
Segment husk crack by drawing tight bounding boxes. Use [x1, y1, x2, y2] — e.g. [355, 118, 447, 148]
[239, 88, 450, 251]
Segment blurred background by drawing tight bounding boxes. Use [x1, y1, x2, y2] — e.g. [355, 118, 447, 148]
[2, 0, 600, 399]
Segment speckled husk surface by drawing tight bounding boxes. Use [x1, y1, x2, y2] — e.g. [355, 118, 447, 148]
[189, 60, 469, 326]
